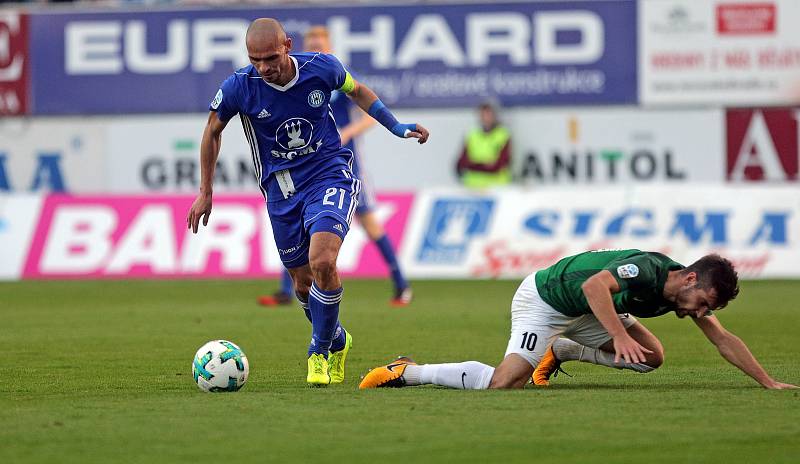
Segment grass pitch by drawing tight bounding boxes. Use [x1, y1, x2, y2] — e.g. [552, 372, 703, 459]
[1, 279, 798, 463]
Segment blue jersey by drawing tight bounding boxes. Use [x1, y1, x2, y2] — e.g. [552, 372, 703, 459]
[210, 52, 354, 202]
[330, 89, 354, 152]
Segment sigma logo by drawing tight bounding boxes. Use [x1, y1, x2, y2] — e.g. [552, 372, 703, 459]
[271, 118, 321, 160]
[276, 118, 313, 150]
[417, 198, 494, 264]
[308, 90, 325, 108]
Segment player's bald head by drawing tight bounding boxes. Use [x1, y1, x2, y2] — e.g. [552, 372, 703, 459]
[246, 18, 288, 51]
[245, 18, 294, 84]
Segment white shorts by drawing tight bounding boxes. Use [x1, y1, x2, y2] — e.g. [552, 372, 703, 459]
[503, 272, 638, 368]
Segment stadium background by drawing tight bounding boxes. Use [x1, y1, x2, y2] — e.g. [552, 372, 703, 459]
[2, 0, 798, 282]
[2, 1, 799, 463]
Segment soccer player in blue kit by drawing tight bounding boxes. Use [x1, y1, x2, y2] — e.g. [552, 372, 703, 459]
[259, 25, 413, 308]
[186, 18, 429, 386]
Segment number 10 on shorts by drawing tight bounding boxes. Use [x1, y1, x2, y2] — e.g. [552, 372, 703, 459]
[520, 332, 538, 351]
[323, 187, 346, 209]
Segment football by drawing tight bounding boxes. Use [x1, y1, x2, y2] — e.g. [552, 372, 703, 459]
[192, 340, 250, 392]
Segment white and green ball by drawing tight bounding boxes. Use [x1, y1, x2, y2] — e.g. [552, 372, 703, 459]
[192, 340, 249, 392]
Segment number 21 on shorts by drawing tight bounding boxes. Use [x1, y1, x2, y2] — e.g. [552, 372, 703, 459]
[323, 187, 346, 209]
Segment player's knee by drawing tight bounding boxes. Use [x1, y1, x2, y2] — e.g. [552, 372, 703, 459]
[488, 372, 526, 390]
[309, 253, 338, 279]
[294, 282, 310, 300]
[645, 348, 664, 370]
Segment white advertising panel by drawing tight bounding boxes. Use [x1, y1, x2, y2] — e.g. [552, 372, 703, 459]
[0, 195, 42, 279]
[0, 118, 106, 193]
[508, 107, 725, 185]
[107, 115, 261, 193]
[640, 0, 800, 106]
[400, 185, 800, 279]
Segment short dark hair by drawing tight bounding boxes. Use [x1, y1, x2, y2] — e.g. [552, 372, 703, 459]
[684, 254, 740, 309]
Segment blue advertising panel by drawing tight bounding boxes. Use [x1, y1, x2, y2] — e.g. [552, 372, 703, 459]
[29, 1, 637, 114]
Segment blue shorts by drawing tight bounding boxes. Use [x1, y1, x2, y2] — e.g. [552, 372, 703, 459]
[267, 170, 361, 268]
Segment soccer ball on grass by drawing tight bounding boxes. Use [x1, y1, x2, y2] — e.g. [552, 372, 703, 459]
[192, 340, 249, 392]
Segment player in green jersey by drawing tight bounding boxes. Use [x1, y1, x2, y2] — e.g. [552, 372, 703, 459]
[359, 249, 797, 390]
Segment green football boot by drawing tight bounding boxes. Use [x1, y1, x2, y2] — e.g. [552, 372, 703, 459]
[328, 331, 353, 384]
[307, 353, 331, 387]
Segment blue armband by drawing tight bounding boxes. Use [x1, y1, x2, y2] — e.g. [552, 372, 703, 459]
[368, 100, 415, 138]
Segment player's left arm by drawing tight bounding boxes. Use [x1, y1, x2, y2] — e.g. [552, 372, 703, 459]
[693, 314, 797, 389]
[341, 74, 429, 144]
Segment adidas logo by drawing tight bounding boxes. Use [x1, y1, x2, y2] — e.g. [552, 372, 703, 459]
[257, 109, 271, 119]
[333, 223, 344, 233]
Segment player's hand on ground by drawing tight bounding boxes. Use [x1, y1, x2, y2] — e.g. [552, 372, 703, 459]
[187, 193, 213, 234]
[407, 124, 429, 144]
[612, 334, 653, 364]
[764, 380, 799, 390]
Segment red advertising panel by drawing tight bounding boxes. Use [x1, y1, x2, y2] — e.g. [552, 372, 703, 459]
[717, 3, 776, 35]
[0, 11, 28, 115]
[726, 108, 799, 181]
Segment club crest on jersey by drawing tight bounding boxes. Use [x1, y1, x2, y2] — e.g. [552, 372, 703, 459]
[272, 117, 321, 160]
[211, 89, 223, 109]
[308, 90, 325, 108]
[617, 264, 639, 279]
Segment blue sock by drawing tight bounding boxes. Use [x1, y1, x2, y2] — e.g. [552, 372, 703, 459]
[375, 234, 408, 291]
[298, 291, 346, 352]
[280, 270, 293, 296]
[330, 324, 346, 352]
[307, 283, 343, 358]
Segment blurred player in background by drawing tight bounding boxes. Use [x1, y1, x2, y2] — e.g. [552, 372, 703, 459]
[359, 250, 797, 390]
[259, 25, 413, 308]
[456, 100, 512, 189]
[187, 18, 429, 386]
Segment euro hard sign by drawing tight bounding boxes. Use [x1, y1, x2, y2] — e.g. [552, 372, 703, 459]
[28, 1, 637, 114]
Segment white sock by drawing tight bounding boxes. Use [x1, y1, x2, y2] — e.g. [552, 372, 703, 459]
[403, 362, 495, 390]
[552, 338, 655, 373]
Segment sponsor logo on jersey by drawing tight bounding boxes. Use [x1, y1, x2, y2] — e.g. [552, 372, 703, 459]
[210, 89, 222, 109]
[308, 90, 325, 108]
[617, 264, 639, 279]
[271, 117, 322, 160]
[257, 108, 271, 119]
[333, 223, 344, 233]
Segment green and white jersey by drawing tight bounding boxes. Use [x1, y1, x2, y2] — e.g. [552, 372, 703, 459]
[534, 249, 685, 318]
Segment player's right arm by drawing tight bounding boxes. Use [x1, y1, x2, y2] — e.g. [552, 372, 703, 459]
[581, 270, 653, 364]
[187, 112, 229, 233]
[187, 77, 239, 233]
[692, 314, 797, 389]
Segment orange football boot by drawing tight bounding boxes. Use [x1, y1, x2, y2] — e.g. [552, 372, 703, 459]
[358, 356, 416, 389]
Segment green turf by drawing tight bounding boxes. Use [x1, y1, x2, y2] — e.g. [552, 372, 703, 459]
[1, 279, 798, 463]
